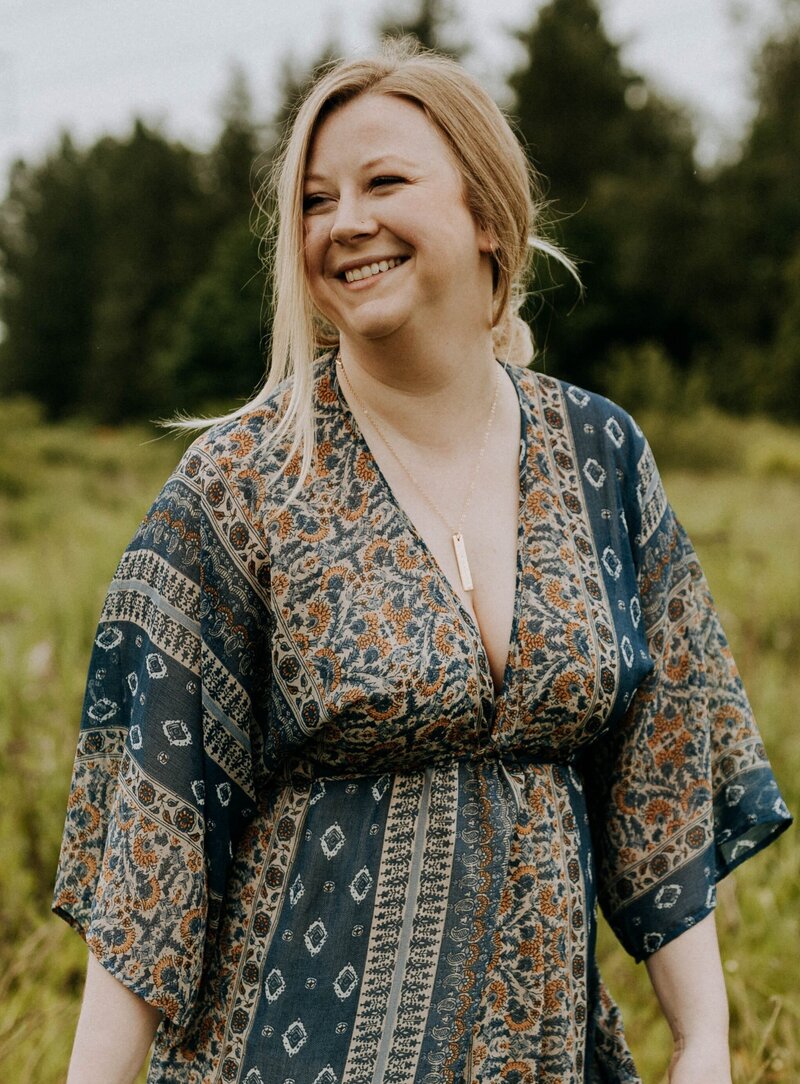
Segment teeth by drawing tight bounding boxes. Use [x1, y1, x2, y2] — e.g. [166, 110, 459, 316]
[344, 257, 403, 283]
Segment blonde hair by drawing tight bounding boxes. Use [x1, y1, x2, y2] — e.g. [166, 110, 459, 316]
[172, 40, 577, 506]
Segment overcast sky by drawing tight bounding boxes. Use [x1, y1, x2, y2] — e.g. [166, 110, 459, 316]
[0, 0, 787, 190]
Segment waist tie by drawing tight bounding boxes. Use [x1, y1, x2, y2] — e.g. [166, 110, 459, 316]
[284, 746, 577, 820]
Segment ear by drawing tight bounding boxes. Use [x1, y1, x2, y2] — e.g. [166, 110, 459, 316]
[477, 224, 497, 255]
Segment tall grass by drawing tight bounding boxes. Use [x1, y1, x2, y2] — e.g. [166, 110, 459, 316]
[0, 398, 796, 1082]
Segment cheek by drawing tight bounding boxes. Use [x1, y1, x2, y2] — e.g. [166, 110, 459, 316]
[302, 231, 315, 274]
[303, 222, 327, 273]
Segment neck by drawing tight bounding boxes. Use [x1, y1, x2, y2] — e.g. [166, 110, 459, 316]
[337, 326, 499, 453]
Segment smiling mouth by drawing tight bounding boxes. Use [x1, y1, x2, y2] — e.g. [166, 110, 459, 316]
[341, 256, 408, 284]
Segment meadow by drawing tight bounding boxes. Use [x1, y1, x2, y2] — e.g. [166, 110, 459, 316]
[0, 396, 797, 1083]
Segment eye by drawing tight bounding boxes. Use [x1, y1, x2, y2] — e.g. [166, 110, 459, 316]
[370, 175, 405, 189]
[302, 192, 330, 213]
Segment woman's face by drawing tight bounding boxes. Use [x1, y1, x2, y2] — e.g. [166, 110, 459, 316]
[302, 93, 495, 347]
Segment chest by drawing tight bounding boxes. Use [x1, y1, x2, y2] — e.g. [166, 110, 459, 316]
[368, 427, 521, 695]
[264, 378, 651, 778]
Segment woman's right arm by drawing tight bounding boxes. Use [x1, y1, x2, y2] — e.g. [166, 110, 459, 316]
[67, 952, 162, 1084]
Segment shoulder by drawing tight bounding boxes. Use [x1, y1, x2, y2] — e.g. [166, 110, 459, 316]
[516, 367, 666, 542]
[191, 373, 297, 468]
[515, 367, 647, 464]
[167, 355, 336, 523]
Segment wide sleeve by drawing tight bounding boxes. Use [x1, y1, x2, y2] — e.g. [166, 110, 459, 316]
[582, 439, 792, 963]
[52, 440, 275, 1028]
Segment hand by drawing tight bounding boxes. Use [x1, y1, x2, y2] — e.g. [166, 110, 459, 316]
[668, 1038, 732, 1084]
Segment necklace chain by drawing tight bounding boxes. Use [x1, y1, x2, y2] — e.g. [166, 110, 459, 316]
[336, 353, 501, 592]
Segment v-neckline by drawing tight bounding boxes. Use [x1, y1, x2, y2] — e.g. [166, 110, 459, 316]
[329, 352, 529, 718]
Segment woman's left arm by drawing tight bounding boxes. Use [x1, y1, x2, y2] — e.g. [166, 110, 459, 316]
[645, 911, 732, 1083]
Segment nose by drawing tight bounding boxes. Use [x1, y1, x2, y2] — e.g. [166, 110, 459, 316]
[329, 191, 377, 244]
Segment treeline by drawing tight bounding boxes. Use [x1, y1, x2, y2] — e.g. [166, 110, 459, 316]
[1, 0, 799, 423]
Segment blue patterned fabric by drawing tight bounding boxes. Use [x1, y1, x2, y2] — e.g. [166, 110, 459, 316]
[53, 352, 791, 1083]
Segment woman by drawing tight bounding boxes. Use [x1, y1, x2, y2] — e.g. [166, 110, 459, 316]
[55, 42, 790, 1084]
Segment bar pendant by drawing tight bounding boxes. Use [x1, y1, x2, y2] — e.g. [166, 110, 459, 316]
[452, 532, 474, 592]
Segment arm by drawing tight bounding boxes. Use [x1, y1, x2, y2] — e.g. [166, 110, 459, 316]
[67, 952, 162, 1084]
[645, 912, 732, 1084]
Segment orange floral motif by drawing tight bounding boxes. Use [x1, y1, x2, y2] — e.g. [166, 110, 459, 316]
[275, 509, 293, 540]
[339, 489, 369, 521]
[320, 564, 356, 590]
[307, 599, 332, 638]
[553, 670, 583, 704]
[354, 449, 377, 484]
[395, 539, 420, 570]
[236, 467, 266, 508]
[526, 489, 550, 520]
[138, 874, 162, 911]
[421, 573, 451, 614]
[434, 623, 457, 657]
[381, 599, 415, 645]
[499, 1062, 535, 1082]
[654, 731, 692, 774]
[283, 448, 302, 477]
[543, 977, 566, 1015]
[643, 797, 675, 826]
[230, 429, 256, 458]
[298, 520, 328, 543]
[132, 833, 159, 870]
[314, 438, 335, 477]
[364, 538, 391, 565]
[665, 652, 691, 683]
[544, 577, 574, 611]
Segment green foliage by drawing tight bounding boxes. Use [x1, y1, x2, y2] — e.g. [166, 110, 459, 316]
[0, 71, 269, 424]
[0, 1, 799, 426]
[78, 122, 218, 421]
[154, 220, 268, 412]
[602, 342, 708, 418]
[0, 137, 95, 416]
[510, 0, 704, 390]
[692, 18, 800, 418]
[206, 66, 266, 227]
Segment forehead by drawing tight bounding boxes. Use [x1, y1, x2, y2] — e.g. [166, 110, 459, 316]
[305, 93, 457, 178]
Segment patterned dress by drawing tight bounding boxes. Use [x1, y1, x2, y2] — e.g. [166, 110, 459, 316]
[53, 352, 791, 1083]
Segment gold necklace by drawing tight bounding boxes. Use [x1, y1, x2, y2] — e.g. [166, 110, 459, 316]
[336, 354, 501, 593]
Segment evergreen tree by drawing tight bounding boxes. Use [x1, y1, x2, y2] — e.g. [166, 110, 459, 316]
[698, 16, 800, 415]
[377, 0, 467, 58]
[154, 219, 266, 412]
[151, 68, 272, 415]
[0, 136, 95, 416]
[79, 121, 215, 421]
[271, 43, 343, 145]
[508, 0, 702, 391]
[206, 67, 266, 228]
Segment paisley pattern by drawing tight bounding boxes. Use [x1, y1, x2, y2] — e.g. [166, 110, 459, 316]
[53, 352, 791, 1083]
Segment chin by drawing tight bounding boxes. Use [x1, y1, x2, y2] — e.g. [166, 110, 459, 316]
[337, 310, 411, 344]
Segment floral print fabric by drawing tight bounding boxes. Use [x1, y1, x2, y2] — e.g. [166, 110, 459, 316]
[53, 352, 791, 1083]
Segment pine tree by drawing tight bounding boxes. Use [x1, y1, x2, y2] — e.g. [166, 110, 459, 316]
[507, 0, 702, 391]
[0, 136, 95, 416]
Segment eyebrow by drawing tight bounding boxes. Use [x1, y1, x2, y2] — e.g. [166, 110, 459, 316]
[304, 155, 418, 184]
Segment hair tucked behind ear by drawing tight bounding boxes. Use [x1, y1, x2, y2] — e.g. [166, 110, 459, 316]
[165, 39, 578, 507]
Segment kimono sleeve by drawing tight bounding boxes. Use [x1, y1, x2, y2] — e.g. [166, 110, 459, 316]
[582, 438, 792, 963]
[52, 441, 275, 1028]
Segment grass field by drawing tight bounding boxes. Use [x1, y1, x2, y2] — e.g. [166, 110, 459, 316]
[0, 397, 797, 1083]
